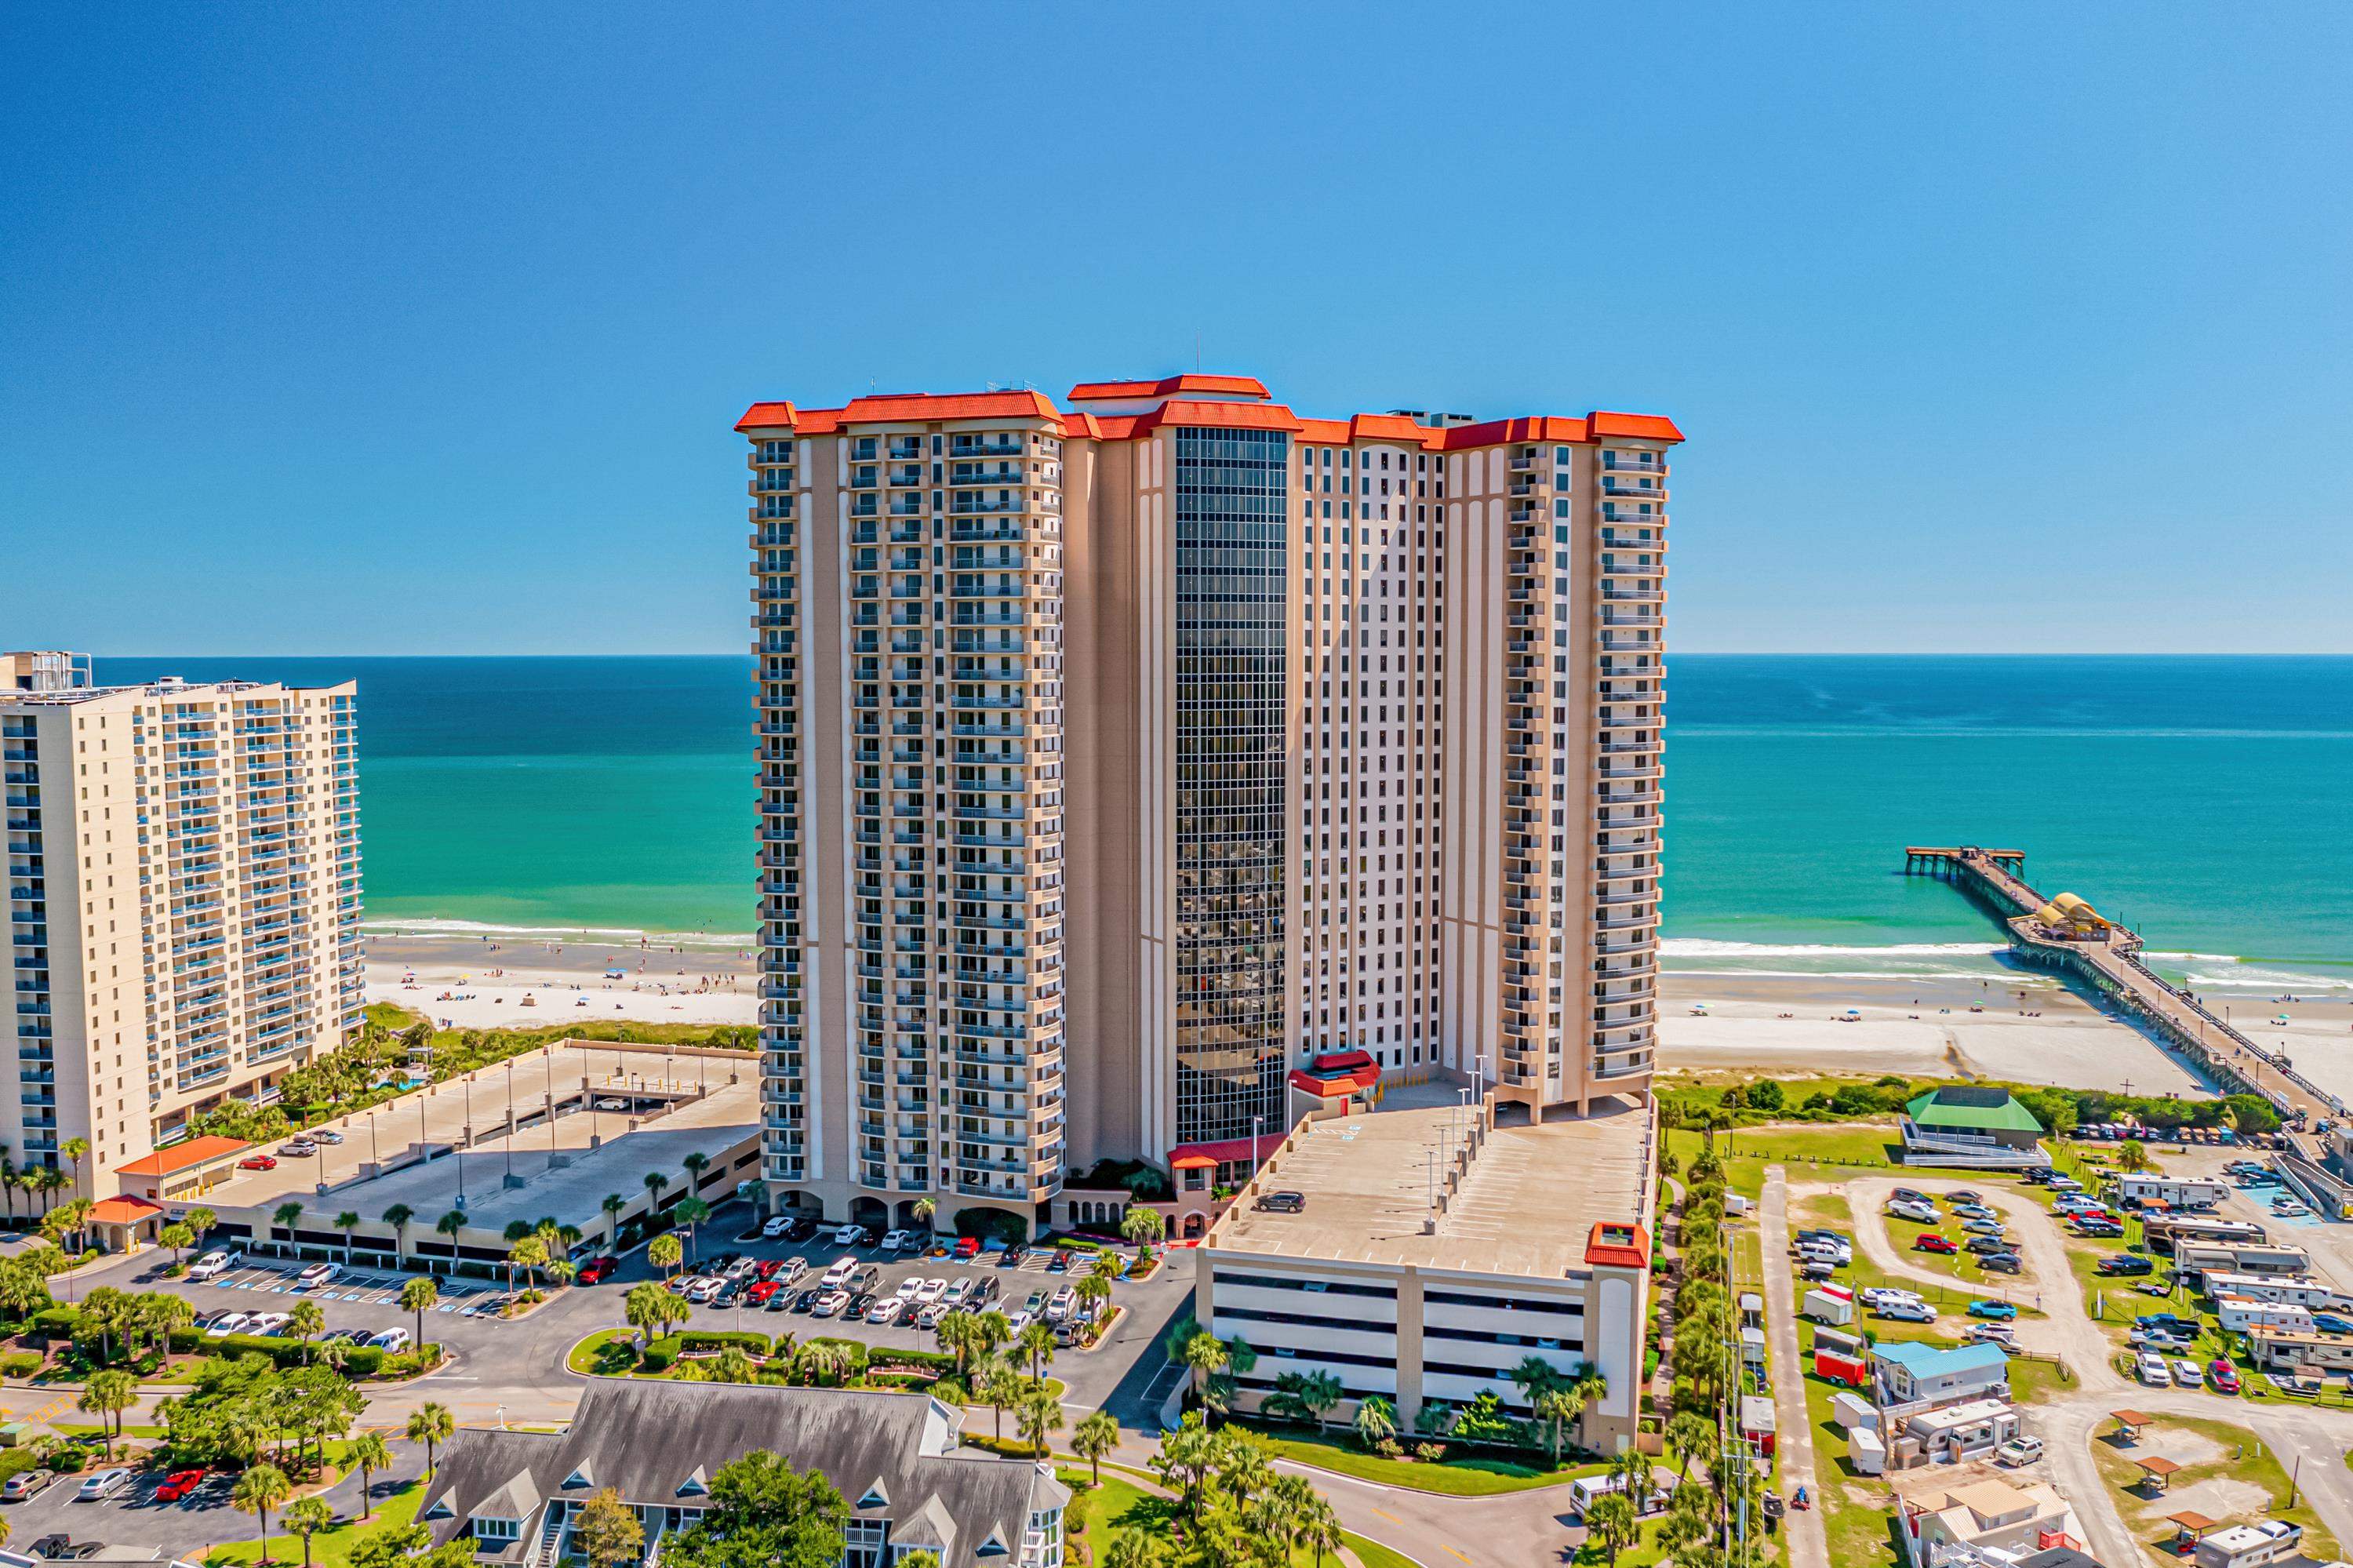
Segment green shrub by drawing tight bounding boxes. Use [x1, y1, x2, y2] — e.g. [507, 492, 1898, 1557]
[0, 1350, 42, 1377]
[639, 1336, 682, 1373]
[677, 1330, 771, 1355]
[45, 1448, 84, 1474]
[28, 1307, 82, 1340]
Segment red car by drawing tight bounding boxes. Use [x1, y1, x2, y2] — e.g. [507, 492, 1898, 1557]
[755, 1258, 784, 1279]
[575, 1257, 616, 1286]
[745, 1281, 780, 1306]
[237, 1155, 278, 1171]
[954, 1236, 981, 1260]
[2208, 1359, 2242, 1394]
[1913, 1233, 1960, 1255]
[154, 1468, 208, 1503]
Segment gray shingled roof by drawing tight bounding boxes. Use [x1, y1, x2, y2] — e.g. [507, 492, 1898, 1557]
[418, 1383, 1067, 1568]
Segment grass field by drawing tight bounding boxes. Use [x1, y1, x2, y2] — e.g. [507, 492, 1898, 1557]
[1667, 1124, 1902, 1202]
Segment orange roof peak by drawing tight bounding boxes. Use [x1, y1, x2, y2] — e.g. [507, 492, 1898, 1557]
[1066, 373, 1271, 403]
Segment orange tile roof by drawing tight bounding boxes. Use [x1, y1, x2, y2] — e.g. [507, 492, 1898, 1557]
[1067, 373, 1271, 402]
[114, 1134, 249, 1178]
[737, 384, 1682, 448]
[89, 1196, 164, 1225]
[1584, 1221, 1653, 1269]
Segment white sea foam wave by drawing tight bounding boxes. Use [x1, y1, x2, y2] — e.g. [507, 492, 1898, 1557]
[1660, 939, 2007, 959]
[363, 918, 756, 947]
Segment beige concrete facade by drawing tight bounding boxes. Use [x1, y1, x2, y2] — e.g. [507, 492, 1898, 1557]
[736, 380, 1678, 1237]
[2, 667, 363, 1196]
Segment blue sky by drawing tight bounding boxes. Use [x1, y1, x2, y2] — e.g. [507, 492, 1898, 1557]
[4, 6, 2348, 655]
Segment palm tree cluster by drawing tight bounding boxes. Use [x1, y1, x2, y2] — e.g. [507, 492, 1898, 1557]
[1506, 1356, 1608, 1464]
[1142, 1413, 1346, 1568]
[158, 1351, 365, 1475]
[0, 1139, 78, 1224]
[1668, 1161, 1737, 1417]
[71, 1287, 198, 1368]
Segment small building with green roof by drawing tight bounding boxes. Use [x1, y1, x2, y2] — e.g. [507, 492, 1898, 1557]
[1901, 1086, 2049, 1166]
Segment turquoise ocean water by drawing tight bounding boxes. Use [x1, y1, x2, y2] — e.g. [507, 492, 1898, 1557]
[95, 655, 2353, 992]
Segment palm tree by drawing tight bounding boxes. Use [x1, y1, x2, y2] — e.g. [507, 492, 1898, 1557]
[381, 1203, 415, 1266]
[672, 1196, 711, 1263]
[400, 1276, 439, 1348]
[647, 1233, 683, 1279]
[59, 1137, 87, 1200]
[1533, 1388, 1585, 1464]
[507, 1236, 546, 1295]
[910, 1195, 936, 1236]
[1299, 1497, 1345, 1568]
[78, 1368, 134, 1457]
[231, 1462, 291, 1566]
[1071, 1410, 1118, 1486]
[335, 1212, 362, 1264]
[681, 1151, 709, 1195]
[159, 1222, 195, 1269]
[1667, 1410, 1715, 1481]
[287, 1300, 325, 1365]
[1354, 1395, 1397, 1449]
[1586, 1493, 1638, 1566]
[408, 1402, 455, 1478]
[35, 1166, 65, 1216]
[601, 1193, 626, 1250]
[642, 1170, 668, 1216]
[282, 1497, 333, 1568]
[1016, 1320, 1056, 1386]
[347, 1430, 393, 1519]
[434, 1210, 467, 1271]
[1015, 1388, 1063, 1457]
[272, 1202, 304, 1257]
[982, 1363, 1025, 1445]
[625, 1280, 686, 1348]
[1104, 1533, 1165, 1568]
[1119, 1205, 1166, 1256]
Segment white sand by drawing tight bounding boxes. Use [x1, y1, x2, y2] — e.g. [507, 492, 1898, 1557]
[366, 935, 758, 1030]
[1657, 977, 2213, 1097]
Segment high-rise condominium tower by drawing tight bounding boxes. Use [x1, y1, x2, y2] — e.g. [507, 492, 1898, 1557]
[740, 377, 1676, 1235]
[1, 664, 363, 1189]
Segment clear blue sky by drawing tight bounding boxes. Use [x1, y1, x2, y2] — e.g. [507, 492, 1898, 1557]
[5, 6, 2348, 655]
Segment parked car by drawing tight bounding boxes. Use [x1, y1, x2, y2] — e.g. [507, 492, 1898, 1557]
[1965, 1236, 2014, 1257]
[311, 1129, 344, 1145]
[152, 1469, 209, 1504]
[708, 1280, 740, 1308]
[75, 1470, 131, 1501]
[208, 1312, 254, 1335]
[236, 1155, 278, 1171]
[866, 1297, 907, 1326]
[576, 1257, 616, 1286]
[2135, 1353, 2172, 1387]
[297, 1261, 340, 1290]
[761, 1213, 795, 1239]
[812, 1290, 851, 1318]
[1046, 1286, 1078, 1322]
[2172, 1359, 2204, 1388]
[1886, 1200, 1940, 1224]
[844, 1292, 876, 1319]
[245, 1312, 293, 1337]
[955, 1236, 982, 1261]
[1967, 1300, 2017, 1320]
[1962, 1217, 2006, 1236]
[2137, 1279, 2175, 1297]
[1980, 1252, 2024, 1273]
[941, 1278, 972, 1308]
[2098, 1255, 2154, 1276]
[1253, 1191, 1306, 1214]
[789, 1288, 824, 1313]
[832, 1224, 868, 1247]
[1874, 1299, 1935, 1323]
[2075, 1220, 2126, 1239]
[1963, 1322, 2017, 1347]
[684, 1276, 722, 1304]
[1890, 1187, 1933, 1206]
[279, 1140, 318, 1158]
[915, 1301, 950, 1330]
[1858, 1286, 1919, 1310]
[187, 1249, 243, 1281]
[1995, 1437, 2044, 1467]
[2209, 1360, 2242, 1395]
[2, 1469, 58, 1501]
[1914, 1234, 1960, 1255]
[2310, 1312, 2353, 1335]
[1947, 1189, 1983, 1205]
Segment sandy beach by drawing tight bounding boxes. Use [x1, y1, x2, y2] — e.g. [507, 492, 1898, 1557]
[1657, 970, 2217, 1097]
[366, 930, 758, 1029]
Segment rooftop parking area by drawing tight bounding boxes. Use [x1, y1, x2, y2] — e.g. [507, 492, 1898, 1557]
[1206, 1091, 1653, 1279]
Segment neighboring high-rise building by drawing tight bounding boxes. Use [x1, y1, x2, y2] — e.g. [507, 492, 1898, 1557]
[1, 651, 91, 693]
[1, 663, 363, 1190]
[740, 377, 1678, 1236]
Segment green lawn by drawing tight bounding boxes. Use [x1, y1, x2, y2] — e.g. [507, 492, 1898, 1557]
[1344, 1533, 1423, 1568]
[206, 1484, 423, 1568]
[1239, 1428, 1599, 1495]
[2007, 1355, 2076, 1404]
[1667, 1125, 1902, 1202]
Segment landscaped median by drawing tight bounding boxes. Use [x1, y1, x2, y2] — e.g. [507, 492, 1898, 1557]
[1234, 1424, 1604, 1497]
[565, 1326, 1064, 1404]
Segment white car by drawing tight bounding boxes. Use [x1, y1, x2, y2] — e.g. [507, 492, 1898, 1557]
[820, 1260, 855, 1290]
[833, 1224, 868, 1246]
[915, 1277, 948, 1304]
[684, 1276, 722, 1304]
[298, 1261, 340, 1290]
[312, 1128, 345, 1144]
[2173, 1359, 2204, 1388]
[367, 1326, 412, 1352]
[209, 1312, 253, 1335]
[878, 1229, 911, 1253]
[77, 1468, 132, 1500]
[2273, 1199, 2311, 1217]
[1963, 1323, 2017, 1348]
[1858, 1286, 1919, 1310]
[187, 1249, 243, 1281]
[812, 1290, 851, 1318]
[1003, 1308, 1033, 1337]
[761, 1214, 794, 1239]
[1995, 1437, 2044, 1467]
[893, 1277, 922, 1301]
[866, 1297, 907, 1326]
[942, 1277, 973, 1308]
[1886, 1200, 1939, 1224]
[247, 1312, 293, 1337]
[915, 1301, 950, 1330]
[1046, 1286, 1077, 1322]
[2136, 1352, 2172, 1387]
[1874, 1299, 1935, 1323]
